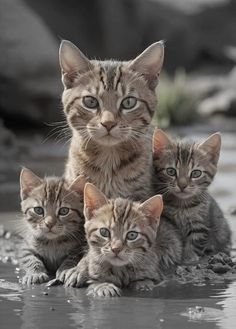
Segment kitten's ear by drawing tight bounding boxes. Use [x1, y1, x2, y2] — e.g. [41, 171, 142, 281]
[84, 183, 108, 220]
[153, 128, 172, 159]
[20, 168, 42, 200]
[129, 41, 164, 90]
[197, 132, 221, 165]
[68, 175, 86, 196]
[139, 195, 163, 227]
[59, 40, 92, 88]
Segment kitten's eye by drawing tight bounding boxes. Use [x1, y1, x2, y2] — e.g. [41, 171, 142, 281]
[82, 96, 99, 110]
[33, 207, 44, 216]
[121, 97, 137, 110]
[100, 227, 110, 238]
[58, 207, 70, 216]
[126, 231, 139, 241]
[166, 167, 177, 177]
[191, 169, 202, 179]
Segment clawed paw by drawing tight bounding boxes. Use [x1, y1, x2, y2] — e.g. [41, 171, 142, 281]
[22, 272, 49, 285]
[130, 280, 155, 291]
[64, 267, 86, 287]
[87, 283, 121, 297]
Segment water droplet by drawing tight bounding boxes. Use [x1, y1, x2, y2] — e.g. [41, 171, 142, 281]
[67, 299, 71, 303]
[31, 295, 36, 298]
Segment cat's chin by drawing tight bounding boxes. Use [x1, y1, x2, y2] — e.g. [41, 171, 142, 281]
[106, 256, 129, 267]
[173, 191, 194, 200]
[91, 134, 123, 147]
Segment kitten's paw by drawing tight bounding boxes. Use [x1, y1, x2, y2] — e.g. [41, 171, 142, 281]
[56, 269, 70, 283]
[87, 283, 121, 297]
[130, 279, 155, 291]
[64, 267, 86, 287]
[184, 252, 200, 264]
[22, 272, 49, 285]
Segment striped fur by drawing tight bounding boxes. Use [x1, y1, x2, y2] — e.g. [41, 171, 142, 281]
[19, 169, 86, 285]
[152, 130, 232, 262]
[64, 184, 182, 296]
[59, 40, 164, 201]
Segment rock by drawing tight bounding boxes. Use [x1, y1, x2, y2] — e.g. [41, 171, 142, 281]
[0, 0, 61, 124]
[209, 263, 232, 274]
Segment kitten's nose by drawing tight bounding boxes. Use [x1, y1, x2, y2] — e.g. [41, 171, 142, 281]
[45, 217, 56, 229]
[111, 246, 122, 256]
[101, 121, 116, 132]
[100, 110, 116, 132]
[178, 178, 188, 191]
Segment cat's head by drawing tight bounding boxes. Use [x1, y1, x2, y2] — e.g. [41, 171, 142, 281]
[152, 129, 221, 202]
[59, 40, 164, 147]
[83, 183, 163, 267]
[20, 168, 86, 240]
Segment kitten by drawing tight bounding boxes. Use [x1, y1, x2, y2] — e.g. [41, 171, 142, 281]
[59, 39, 164, 201]
[152, 129, 232, 262]
[64, 183, 182, 297]
[19, 168, 86, 285]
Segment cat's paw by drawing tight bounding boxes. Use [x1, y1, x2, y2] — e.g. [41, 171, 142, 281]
[56, 269, 70, 283]
[183, 252, 200, 264]
[64, 267, 86, 287]
[22, 272, 49, 285]
[130, 279, 155, 291]
[87, 283, 121, 297]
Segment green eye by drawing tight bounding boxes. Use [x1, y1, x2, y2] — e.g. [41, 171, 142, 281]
[191, 170, 202, 179]
[126, 231, 139, 241]
[58, 207, 70, 216]
[82, 96, 99, 109]
[100, 227, 110, 238]
[33, 207, 44, 216]
[121, 97, 137, 110]
[166, 167, 177, 177]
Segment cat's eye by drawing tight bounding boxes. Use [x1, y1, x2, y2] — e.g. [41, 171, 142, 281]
[58, 207, 70, 216]
[100, 227, 110, 238]
[121, 97, 137, 110]
[166, 167, 177, 177]
[126, 231, 139, 241]
[191, 170, 202, 179]
[82, 96, 99, 110]
[33, 207, 44, 216]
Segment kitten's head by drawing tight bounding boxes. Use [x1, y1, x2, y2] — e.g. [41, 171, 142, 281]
[20, 168, 86, 240]
[83, 183, 163, 267]
[59, 40, 164, 147]
[152, 129, 221, 203]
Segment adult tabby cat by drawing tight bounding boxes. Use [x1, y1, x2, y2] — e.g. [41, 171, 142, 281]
[59, 39, 164, 200]
[64, 183, 182, 297]
[152, 129, 231, 262]
[19, 168, 86, 285]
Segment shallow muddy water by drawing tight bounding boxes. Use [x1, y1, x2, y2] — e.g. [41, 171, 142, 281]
[1, 261, 236, 329]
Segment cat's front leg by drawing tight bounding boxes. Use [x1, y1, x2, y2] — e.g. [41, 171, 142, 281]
[21, 250, 49, 285]
[64, 256, 89, 287]
[56, 252, 82, 283]
[87, 282, 121, 297]
[129, 279, 156, 291]
[183, 241, 200, 263]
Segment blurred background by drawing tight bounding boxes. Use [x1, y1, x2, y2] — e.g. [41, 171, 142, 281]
[0, 0, 236, 213]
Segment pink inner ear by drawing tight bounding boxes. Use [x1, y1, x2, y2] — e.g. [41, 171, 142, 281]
[84, 183, 108, 220]
[153, 129, 172, 158]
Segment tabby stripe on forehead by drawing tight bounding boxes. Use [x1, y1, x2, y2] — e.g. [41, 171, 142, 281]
[114, 66, 122, 91]
[123, 170, 146, 183]
[99, 67, 107, 90]
[71, 208, 84, 219]
[203, 170, 214, 179]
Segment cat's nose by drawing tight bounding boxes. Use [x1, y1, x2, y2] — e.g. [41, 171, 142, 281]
[178, 178, 188, 191]
[45, 217, 56, 229]
[111, 246, 122, 256]
[101, 121, 117, 132]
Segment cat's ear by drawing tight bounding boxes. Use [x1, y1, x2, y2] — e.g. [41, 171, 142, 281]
[59, 40, 92, 88]
[197, 132, 221, 165]
[153, 128, 172, 159]
[20, 168, 42, 200]
[129, 41, 164, 90]
[139, 195, 163, 227]
[68, 175, 86, 196]
[84, 183, 108, 220]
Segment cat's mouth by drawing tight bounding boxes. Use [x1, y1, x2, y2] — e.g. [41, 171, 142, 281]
[107, 255, 129, 266]
[174, 191, 193, 199]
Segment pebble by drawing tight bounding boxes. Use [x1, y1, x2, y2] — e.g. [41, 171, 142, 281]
[50, 307, 55, 311]
[5, 232, 12, 239]
[43, 292, 48, 296]
[210, 264, 231, 274]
